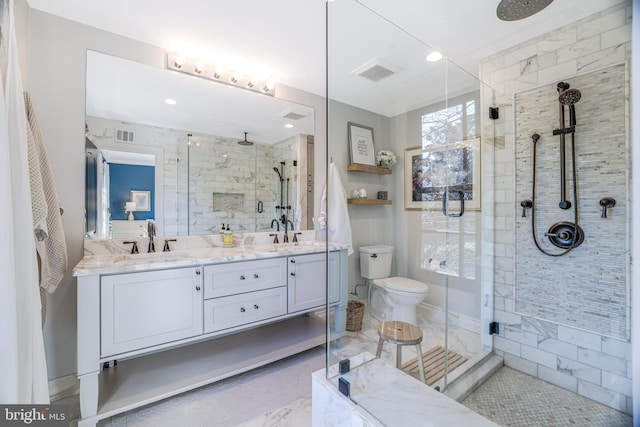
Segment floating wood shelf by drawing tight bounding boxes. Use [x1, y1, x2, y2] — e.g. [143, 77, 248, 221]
[347, 164, 392, 175]
[347, 198, 392, 205]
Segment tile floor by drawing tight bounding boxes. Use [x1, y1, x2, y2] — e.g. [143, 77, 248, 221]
[60, 306, 633, 426]
[462, 367, 633, 427]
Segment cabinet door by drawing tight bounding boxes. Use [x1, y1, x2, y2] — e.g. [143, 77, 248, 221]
[101, 267, 203, 357]
[288, 252, 334, 313]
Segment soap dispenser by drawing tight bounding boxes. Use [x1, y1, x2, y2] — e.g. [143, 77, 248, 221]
[223, 224, 233, 247]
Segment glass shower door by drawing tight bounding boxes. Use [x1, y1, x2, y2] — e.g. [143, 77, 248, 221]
[325, 0, 494, 416]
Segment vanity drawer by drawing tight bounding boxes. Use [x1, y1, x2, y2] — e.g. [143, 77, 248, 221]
[204, 287, 287, 333]
[203, 258, 287, 299]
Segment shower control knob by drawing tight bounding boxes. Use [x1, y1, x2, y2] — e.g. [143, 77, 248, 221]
[599, 197, 616, 218]
[520, 199, 533, 217]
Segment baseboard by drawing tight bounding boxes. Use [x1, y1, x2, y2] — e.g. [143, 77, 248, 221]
[419, 302, 481, 333]
[49, 374, 79, 402]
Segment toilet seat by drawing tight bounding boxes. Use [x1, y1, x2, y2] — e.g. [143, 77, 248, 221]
[382, 277, 428, 293]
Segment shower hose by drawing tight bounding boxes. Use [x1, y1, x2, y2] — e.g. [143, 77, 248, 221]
[530, 131, 581, 257]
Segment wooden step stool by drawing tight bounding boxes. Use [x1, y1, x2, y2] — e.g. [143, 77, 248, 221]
[375, 320, 426, 383]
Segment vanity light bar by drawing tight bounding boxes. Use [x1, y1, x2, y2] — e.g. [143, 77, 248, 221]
[166, 53, 276, 97]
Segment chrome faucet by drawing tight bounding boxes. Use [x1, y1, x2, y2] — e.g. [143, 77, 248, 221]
[147, 221, 156, 253]
[283, 220, 294, 243]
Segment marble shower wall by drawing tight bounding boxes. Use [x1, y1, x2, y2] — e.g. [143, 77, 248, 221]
[514, 64, 628, 339]
[480, 1, 633, 414]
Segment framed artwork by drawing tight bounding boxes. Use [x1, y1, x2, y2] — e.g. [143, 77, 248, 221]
[130, 190, 151, 211]
[404, 138, 481, 211]
[348, 122, 376, 166]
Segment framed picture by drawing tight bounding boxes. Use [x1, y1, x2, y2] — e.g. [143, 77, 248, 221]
[404, 138, 480, 211]
[348, 122, 376, 166]
[130, 190, 151, 211]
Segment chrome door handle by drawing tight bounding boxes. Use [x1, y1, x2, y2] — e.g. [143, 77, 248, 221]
[442, 190, 465, 217]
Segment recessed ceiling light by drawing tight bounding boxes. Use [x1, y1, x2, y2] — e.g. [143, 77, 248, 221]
[284, 123, 294, 128]
[426, 51, 444, 62]
[164, 98, 177, 105]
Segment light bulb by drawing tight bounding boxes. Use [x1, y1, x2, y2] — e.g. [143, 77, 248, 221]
[426, 51, 443, 62]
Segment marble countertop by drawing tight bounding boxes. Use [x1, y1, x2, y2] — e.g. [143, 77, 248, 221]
[74, 232, 340, 276]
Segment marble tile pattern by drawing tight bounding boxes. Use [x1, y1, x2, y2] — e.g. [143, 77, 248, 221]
[479, 0, 633, 414]
[75, 231, 328, 275]
[514, 64, 628, 339]
[462, 366, 632, 427]
[313, 355, 500, 427]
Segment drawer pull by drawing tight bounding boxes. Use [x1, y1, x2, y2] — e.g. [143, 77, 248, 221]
[240, 275, 246, 280]
[253, 274, 259, 278]
[240, 307, 246, 312]
[290, 272, 295, 277]
[195, 270, 201, 275]
[290, 259, 295, 263]
[195, 286, 201, 291]
[253, 304, 259, 309]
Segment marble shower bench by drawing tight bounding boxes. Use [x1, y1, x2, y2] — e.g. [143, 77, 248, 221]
[312, 353, 499, 427]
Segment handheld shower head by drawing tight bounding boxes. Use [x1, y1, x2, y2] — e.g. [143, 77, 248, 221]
[558, 88, 581, 106]
[559, 87, 581, 126]
[273, 167, 283, 181]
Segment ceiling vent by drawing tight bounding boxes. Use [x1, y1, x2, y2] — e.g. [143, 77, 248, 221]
[352, 58, 398, 82]
[279, 108, 310, 120]
[115, 129, 134, 143]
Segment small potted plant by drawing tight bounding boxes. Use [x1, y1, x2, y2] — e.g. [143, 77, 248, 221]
[376, 150, 397, 169]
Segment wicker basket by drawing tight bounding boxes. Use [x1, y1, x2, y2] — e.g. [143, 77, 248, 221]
[346, 300, 365, 332]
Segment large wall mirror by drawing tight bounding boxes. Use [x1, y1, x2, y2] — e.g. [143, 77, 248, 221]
[85, 50, 314, 240]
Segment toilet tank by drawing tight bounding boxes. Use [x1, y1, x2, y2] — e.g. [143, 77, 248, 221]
[359, 245, 393, 279]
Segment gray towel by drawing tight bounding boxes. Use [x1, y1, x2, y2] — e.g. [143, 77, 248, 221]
[25, 92, 68, 294]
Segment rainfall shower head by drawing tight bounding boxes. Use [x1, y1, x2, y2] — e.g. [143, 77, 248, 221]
[238, 132, 254, 146]
[558, 88, 582, 106]
[497, 0, 553, 21]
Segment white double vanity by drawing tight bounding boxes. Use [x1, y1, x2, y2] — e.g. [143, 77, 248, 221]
[74, 232, 347, 427]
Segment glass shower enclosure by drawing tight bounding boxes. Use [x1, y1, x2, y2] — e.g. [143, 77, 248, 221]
[324, 0, 497, 418]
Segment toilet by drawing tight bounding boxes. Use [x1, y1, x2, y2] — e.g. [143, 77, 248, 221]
[360, 245, 429, 325]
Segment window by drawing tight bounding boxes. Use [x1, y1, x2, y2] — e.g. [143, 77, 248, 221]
[419, 96, 479, 279]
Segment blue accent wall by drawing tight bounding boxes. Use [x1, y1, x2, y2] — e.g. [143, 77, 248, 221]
[109, 163, 155, 220]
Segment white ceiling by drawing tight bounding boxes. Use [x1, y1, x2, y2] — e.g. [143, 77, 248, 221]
[29, 0, 626, 120]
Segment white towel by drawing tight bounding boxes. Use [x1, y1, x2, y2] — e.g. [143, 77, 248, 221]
[0, 0, 49, 402]
[25, 92, 68, 293]
[319, 162, 353, 255]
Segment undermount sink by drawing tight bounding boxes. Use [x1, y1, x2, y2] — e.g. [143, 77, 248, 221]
[112, 251, 189, 264]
